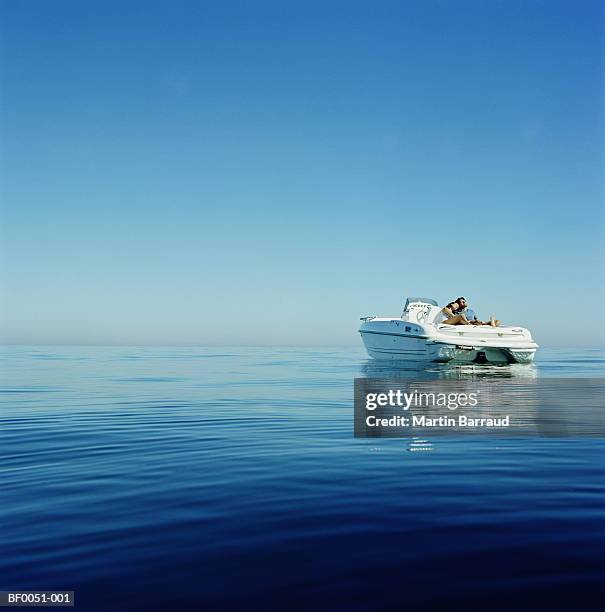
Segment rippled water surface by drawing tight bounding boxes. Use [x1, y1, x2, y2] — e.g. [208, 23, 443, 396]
[1, 346, 604, 611]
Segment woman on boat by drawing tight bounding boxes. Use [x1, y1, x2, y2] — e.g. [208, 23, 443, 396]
[440, 300, 470, 325]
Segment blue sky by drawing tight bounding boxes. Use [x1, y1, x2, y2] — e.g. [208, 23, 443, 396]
[0, 0, 603, 346]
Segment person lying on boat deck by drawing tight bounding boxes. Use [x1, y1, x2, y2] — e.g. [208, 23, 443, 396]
[441, 298, 501, 327]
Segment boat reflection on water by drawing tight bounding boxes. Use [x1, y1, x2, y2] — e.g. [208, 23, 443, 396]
[355, 360, 580, 449]
[360, 359, 538, 380]
[358, 363, 603, 443]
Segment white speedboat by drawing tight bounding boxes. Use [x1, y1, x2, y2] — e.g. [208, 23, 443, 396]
[359, 297, 538, 364]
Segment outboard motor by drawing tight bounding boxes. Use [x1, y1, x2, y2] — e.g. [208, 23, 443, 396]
[474, 351, 488, 364]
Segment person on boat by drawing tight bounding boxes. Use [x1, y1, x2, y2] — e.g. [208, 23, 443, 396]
[456, 297, 479, 323]
[449, 297, 500, 327]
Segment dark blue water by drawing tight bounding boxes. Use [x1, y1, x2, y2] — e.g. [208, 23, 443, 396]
[1, 347, 604, 611]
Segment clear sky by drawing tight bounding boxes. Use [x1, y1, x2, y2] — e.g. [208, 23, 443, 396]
[0, 0, 603, 346]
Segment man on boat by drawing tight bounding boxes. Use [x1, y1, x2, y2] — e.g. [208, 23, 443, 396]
[455, 297, 477, 322]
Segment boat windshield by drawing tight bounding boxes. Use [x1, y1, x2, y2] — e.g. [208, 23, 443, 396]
[404, 297, 438, 310]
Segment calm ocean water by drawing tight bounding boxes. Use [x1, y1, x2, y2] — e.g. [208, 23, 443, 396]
[1, 346, 604, 611]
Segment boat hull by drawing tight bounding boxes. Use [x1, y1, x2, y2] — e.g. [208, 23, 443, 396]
[361, 335, 536, 364]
